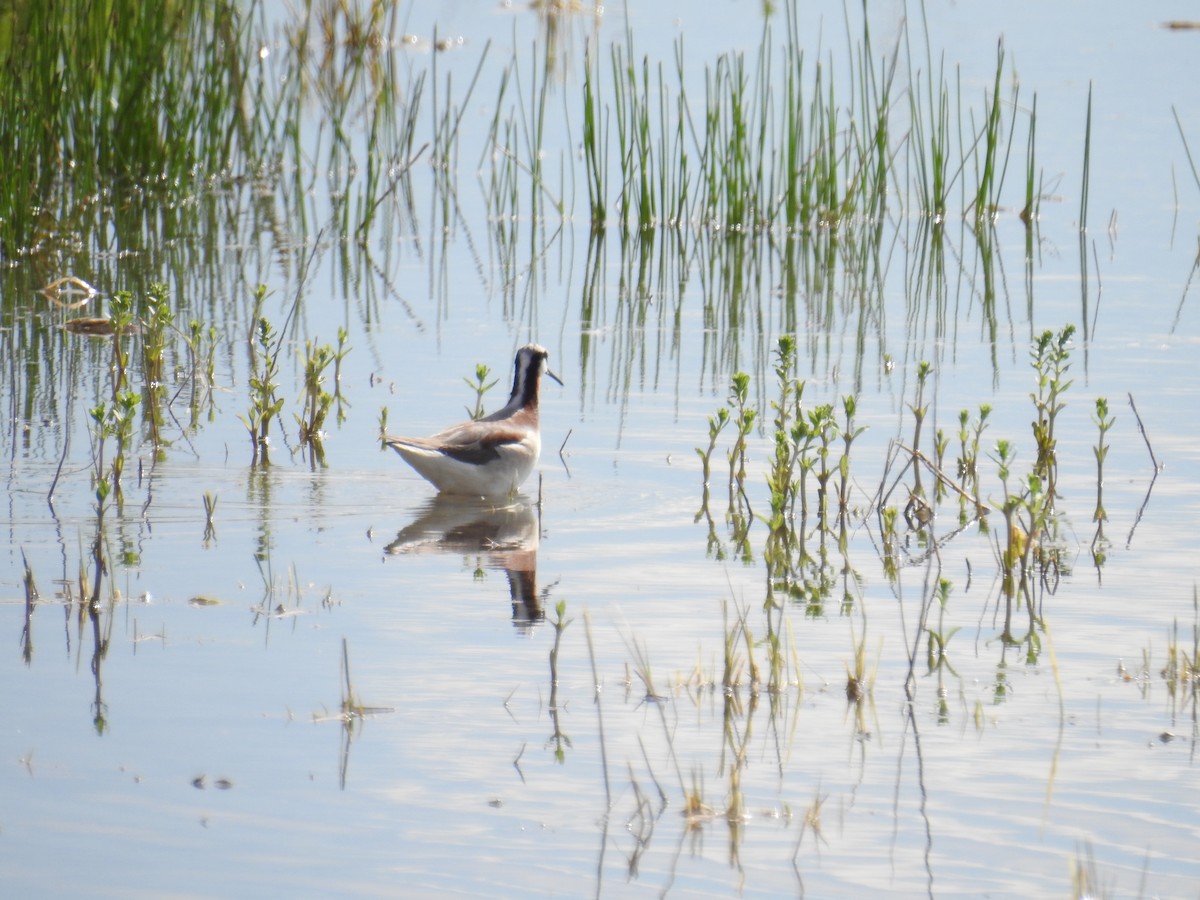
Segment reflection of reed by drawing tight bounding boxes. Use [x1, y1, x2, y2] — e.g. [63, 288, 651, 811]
[385, 494, 546, 630]
[20, 550, 38, 666]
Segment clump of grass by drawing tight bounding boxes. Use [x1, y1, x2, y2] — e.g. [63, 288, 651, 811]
[682, 769, 715, 828]
[582, 42, 608, 231]
[845, 620, 877, 706]
[1160, 590, 1200, 716]
[907, 46, 952, 224]
[0, 1, 258, 254]
[720, 598, 760, 692]
[610, 38, 658, 234]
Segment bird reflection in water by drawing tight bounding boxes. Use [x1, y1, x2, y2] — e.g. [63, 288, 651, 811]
[384, 494, 549, 631]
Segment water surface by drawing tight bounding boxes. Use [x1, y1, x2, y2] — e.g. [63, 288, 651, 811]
[2, 1, 1199, 896]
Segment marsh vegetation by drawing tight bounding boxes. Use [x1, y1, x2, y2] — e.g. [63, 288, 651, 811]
[2, 0, 1198, 895]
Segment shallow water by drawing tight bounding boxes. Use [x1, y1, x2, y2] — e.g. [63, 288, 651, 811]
[3, 1, 1200, 897]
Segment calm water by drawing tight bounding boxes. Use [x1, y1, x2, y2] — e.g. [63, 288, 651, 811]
[3, 1, 1200, 896]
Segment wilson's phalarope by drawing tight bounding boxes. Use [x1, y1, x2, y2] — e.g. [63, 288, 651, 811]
[385, 343, 562, 498]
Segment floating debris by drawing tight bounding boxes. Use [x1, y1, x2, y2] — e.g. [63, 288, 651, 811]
[63, 317, 141, 336]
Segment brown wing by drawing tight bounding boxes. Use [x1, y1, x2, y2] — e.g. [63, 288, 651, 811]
[388, 417, 526, 466]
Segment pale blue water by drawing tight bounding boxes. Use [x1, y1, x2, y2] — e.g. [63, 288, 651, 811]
[2, 1, 1200, 896]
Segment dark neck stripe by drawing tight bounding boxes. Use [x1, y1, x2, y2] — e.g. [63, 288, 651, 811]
[508, 347, 544, 408]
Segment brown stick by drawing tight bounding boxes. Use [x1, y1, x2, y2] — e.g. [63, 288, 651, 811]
[1127, 393, 1161, 472]
[893, 442, 995, 513]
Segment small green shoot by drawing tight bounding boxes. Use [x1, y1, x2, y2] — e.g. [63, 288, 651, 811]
[464, 362, 499, 420]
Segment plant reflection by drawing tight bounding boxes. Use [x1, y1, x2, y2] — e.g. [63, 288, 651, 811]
[385, 494, 549, 631]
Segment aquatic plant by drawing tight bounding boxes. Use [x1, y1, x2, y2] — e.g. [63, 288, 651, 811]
[955, 405, 991, 501]
[1091, 397, 1113, 525]
[926, 578, 960, 679]
[1029, 324, 1075, 495]
[463, 362, 499, 420]
[238, 287, 285, 467]
[297, 338, 337, 467]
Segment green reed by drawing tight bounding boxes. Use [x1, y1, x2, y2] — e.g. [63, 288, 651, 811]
[570, 0, 1038, 246]
[1, 0, 420, 304]
[611, 38, 658, 233]
[1079, 83, 1094, 232]
[969, 40, 1009, 223]
[0, 1, 256, 253]
[1020, 93, 1040, 224]
[907, 41, 952, 222]
[582, 42, 609, 230]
